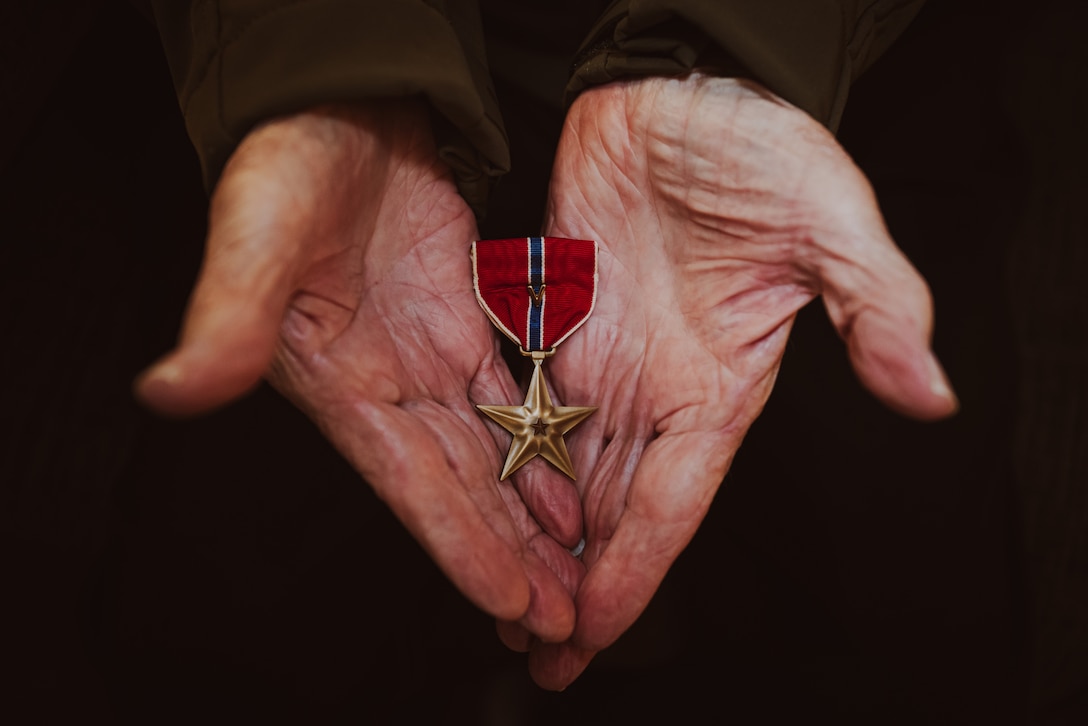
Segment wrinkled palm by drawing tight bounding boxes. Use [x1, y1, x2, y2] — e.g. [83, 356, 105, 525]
[136, 101, 585, 642]
[523, 75, 957, 688]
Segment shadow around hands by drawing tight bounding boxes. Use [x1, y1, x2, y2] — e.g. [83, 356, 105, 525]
[526, 75, 959, 689]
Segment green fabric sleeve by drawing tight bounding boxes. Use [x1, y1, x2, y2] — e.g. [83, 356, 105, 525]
[145, 0, 507, 217]
[567, 0, 926, 132]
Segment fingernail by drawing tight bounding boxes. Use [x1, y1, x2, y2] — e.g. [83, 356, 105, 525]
[569, 538, 586, 558]
[926, 353, 958, 405]
[143, 360, 184, 387]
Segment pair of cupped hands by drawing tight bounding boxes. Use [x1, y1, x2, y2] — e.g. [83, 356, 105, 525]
[136, 74, 957, 689]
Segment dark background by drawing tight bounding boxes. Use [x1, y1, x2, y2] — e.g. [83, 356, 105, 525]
[2, 1, 1085, 724]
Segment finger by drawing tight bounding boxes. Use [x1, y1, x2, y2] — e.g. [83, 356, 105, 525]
[309, 348, 576, 633]
[496, 620, 533, 653]
[135, 175, 301, 417]
[462, 321, 585, 642]
[528, 641, 597, 691]
[518, 552, 576, 643]
[819, 237, 958, 421]
[489, 465, 583, 640]
[342, 398, 533, 622]
[471, 356, 585, 547]
[511, 461, 585, 549]
[487, 503, 586, 649]
[509, 531, 585, 644]
[572, 430, 731, 653]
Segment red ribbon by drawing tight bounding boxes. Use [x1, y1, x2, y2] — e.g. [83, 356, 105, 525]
[472, 237, 597, 352]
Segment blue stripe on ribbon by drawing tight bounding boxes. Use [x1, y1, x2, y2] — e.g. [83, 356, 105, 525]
[528, 236, 544, 351]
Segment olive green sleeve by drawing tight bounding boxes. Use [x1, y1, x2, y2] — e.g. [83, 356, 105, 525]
[145, 0, 507, 217]
[568, 0, 926, 132]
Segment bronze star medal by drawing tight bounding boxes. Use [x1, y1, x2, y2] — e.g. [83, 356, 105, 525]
[471, 237, 598, 481]
[477, 353, 595, 480]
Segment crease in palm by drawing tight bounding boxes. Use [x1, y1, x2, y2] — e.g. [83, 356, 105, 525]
[518, 75, 954, 689]
[140, 101, 586, 645]
[273, 112, 590, 641]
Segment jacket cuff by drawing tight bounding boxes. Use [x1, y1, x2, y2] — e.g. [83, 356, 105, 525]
[567, 5, 749, 105]
[568, 0, 926, 132]
[156, 0, 508, 217]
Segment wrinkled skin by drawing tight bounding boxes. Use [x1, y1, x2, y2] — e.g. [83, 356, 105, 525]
[135, 101, 585, 644]
[514, 75, 958, 689]
[135, 77, 958, 692]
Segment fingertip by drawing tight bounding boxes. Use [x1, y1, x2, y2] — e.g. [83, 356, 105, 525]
[528, 642, 595, 691]
[573, 610, 622, 654]
[851, 339, 959, 421]
[513, 463, 584, 549]
[517, 554, 576, 643]
[466, 559, 532, 624]
[134, 357, 182, 403]
[496, 581, 534, 623]
[133, 354, 192, 417]
[839, 298, 959, 421]
[133, 347, 265, 418]
[925, 352, 960, 414]
[496, 620, 533, 653]
[452, 570, 532, 626]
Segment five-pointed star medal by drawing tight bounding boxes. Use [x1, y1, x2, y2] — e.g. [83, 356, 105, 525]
[477, 359, 596, 481]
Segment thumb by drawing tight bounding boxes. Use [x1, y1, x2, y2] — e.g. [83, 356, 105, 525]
[819, 224, 958, 421]
[135, 171, 303, 417]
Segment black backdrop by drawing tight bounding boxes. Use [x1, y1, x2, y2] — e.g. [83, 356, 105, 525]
[2, 1, 1085, 724]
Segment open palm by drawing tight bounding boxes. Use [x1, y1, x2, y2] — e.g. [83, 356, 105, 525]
[527, 75, 958, 687]
[136, 101, 583, 642]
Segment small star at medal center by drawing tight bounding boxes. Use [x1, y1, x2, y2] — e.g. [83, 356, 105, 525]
[530, 419, 549, 436]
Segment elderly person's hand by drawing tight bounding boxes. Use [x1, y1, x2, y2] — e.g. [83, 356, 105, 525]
[136, 100, 585, 644]
[519, 74, 958, 688]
